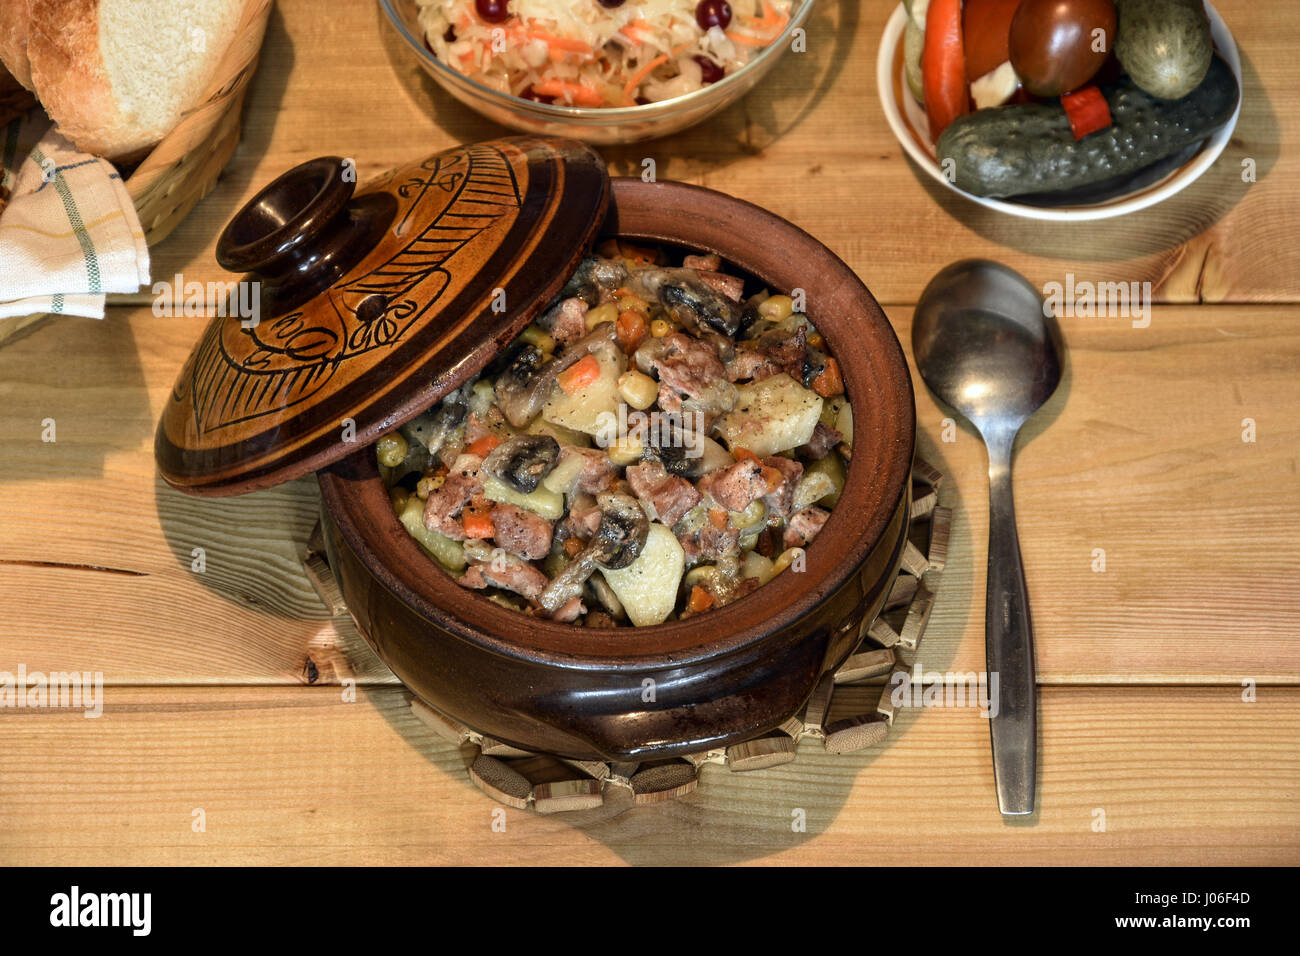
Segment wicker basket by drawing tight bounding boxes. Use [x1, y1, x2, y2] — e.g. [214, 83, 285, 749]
[0, 0, 273, 344]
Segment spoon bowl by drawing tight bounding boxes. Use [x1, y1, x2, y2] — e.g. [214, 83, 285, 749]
[913, 259, 1064, 816]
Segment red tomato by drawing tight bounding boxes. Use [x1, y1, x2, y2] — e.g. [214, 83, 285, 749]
[964, 0, 1025, 82]
[1009, 0, 1117, 97]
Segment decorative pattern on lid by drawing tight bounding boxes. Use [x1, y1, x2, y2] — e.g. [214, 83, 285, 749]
[156, 136, 610, 496]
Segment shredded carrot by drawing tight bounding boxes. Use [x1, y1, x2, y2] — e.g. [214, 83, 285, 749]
[525, 30, 594, 55]
[687, 586, 715, 614]
[466, 434, 502, 458]
[623, 54, 669, 100]
[557, 354, 602, 394]
[529, 79, 605, 107]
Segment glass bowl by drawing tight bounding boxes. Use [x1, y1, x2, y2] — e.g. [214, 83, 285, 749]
[380, 0, 816, 144]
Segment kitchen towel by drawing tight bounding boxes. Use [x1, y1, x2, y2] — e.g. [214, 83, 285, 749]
[0, 108, 150, 320]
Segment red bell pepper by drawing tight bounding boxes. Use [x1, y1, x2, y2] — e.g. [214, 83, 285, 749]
[922, 0, 969, 142]
[1061, 85, 1112, 140]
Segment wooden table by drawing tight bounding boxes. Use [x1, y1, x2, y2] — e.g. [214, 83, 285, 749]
[1, 0, 1297, 866]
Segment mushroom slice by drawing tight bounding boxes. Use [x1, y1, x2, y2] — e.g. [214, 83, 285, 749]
[481, 434, 560, 494]
[538, 493, 649, 615]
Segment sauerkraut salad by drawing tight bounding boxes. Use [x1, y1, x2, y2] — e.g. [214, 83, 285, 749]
[415, 0, 794, 107]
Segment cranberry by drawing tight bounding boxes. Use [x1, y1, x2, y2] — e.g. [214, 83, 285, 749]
[694, 55, 724, 84]
[695, 0, 732, 30]
[475, 0, 510, 24]
[597, 0, 627, 7]
[443, 25, 456, 42]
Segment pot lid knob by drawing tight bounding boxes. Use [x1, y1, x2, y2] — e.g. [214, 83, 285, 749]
[215, 156, 396, 314]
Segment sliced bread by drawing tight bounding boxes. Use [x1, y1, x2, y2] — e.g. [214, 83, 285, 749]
[28, 0, 245, 160]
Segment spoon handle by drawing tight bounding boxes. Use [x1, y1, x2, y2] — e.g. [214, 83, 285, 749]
[986, 441, 1038, 815]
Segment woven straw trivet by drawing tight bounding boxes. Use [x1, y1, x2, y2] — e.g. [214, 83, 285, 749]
[306, 460, 950, 812]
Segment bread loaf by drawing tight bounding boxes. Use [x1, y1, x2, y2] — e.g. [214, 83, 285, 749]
[0, 0, 34, 91]
[27, 0, 245, 160]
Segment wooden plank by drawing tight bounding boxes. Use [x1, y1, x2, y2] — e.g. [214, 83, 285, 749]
[1, 306, 1297, 683]
[0, 685, 1295, 865]
[130, 0, 1300, 307]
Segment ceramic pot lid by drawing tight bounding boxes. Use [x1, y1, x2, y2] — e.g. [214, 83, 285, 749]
[156, 136, 609, 496]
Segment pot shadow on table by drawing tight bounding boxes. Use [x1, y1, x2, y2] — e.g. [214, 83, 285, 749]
[343, 432, 991, 864]
[378, 0, 857, 182]
[910, 48, 1277, 272]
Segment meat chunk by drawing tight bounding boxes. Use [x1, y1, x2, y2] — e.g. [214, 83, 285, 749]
[626, 460, 703, 528]
[559, 493, 602, 542]
[459, 557, 549, 602]
[800, 421, 842, 460]
[463, 406, 505, 445]
[725, 346, 782, 383]
[784, 506, 829, 549]
[557, 445, 618, 495]
[761, 455, 803, 520]
[422, 453, 484, 540]
[678, 521, 742, 566]
[550, 596, 587, 623]
[539, 296, 589, 345]
[638, 332, 735, 415]
[491, 503, 553, 561]
[697, 270, 745, 303]
[682, 253, 721, 272]
[699, 459, 768, 513]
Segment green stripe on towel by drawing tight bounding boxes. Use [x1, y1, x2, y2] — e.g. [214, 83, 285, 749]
[32, 146, 102, 295]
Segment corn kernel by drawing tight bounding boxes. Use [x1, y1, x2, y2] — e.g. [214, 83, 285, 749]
[617, 370, 658, 410]
[617, 294, 649, 315]
[376, 432, 408, 468]
[650, 318, 672, 338]
[730, 498, 766, 529]
[758, 294, 794, 321]
[390, 486, 410, 515]
[607, 435, 644, 467]
[585, 303, 618, 330]
[773, 547, 806, 576]
[519, 324, 555, 354]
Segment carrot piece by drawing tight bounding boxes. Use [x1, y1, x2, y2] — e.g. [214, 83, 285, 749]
[921, 0, 968, 142]
[557, 354, 602, 394]
[686, 586, 715, 614]
[811, 357, 845, 398]
[529, 79, 604, 107]
[761, 466, 786, 494]
[616, 310, 648, 353]
[563, 537, 585, 558]
[466, 434, 502, 458]
[708, 508, 729, 530]
[1061, 85, 1112, 141]
[462, 501, 495, 540]
[732, 447, 761, 464]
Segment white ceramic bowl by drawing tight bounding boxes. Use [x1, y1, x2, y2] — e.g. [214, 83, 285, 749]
[876, 1, 1242, 222]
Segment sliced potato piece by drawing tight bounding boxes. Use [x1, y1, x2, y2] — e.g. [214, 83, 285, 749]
[398, 497, 467, 572]
[527, 417, 591, 448]
[741, 550, 775, 586]
[481, 473, 565, 519]
[792, 471, 838, 514]
[599, 523, 685, 627]
[715, 373, 823, 459]
[804, 452, 846, 507]
[542, 344, 625, 435]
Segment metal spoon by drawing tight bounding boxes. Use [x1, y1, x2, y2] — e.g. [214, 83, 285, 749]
[912, 260, 1063, 817]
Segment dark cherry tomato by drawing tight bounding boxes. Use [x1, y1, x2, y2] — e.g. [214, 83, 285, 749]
[963, 0, 1024, 82]
[1009, 0, 1116, 96]
[475, 0, 510, 24]
[695, 0, 732, 31]
[694, 55, 725, 84]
